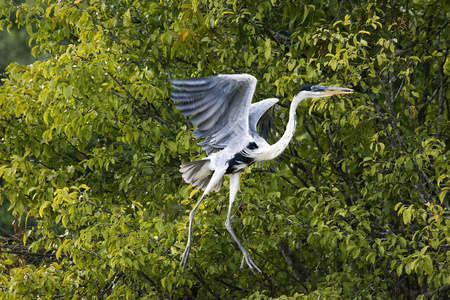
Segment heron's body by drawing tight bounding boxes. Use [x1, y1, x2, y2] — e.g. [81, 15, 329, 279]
[171, 74, 352, 273]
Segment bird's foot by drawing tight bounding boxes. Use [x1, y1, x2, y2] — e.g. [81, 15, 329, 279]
[180, 244, 191, 272]
[240, 252, 261, 274]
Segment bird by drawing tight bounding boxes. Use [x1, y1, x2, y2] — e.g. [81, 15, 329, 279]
[170, 74, 353, 273]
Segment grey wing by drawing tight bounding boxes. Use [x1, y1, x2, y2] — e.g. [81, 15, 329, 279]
[248, 98, 279, 139]
[171, 74, 257, 153]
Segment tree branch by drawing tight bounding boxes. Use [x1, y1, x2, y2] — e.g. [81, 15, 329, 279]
[424, 284, 450, 299]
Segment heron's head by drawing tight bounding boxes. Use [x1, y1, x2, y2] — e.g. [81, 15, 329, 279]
[294, 84, 353, 100]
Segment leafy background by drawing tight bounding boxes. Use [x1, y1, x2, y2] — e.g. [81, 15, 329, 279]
[0, 0, 449, 299]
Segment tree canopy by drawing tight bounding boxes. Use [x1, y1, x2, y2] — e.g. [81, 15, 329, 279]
[0, 0, 449, 299]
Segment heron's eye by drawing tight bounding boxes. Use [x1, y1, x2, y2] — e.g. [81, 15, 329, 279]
[311, 86, 316, 91]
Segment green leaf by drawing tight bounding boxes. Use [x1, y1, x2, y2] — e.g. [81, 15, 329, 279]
[156, 221, 164, 233]
[439, 190, 448, 203]
[167, 141, 177, 152]
[405, 260, 415, 275]
[396, 264, 403, 276]
[264, 39, 271, 60]
[403, 205, 414, 224]
[154, 151, 161, 164]
[39, 201, 51, 217]
[423, 256, 433, 275]
[288, 60, 296, 71]
[63, 85, 73, 99]
[405, 158, 414, 170]
[330, 59, 337, 71]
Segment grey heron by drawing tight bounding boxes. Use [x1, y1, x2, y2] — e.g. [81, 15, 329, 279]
[171, 74, 353, 273]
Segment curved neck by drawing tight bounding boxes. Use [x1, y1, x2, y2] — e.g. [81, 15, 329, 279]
[265, 95, 303, 160]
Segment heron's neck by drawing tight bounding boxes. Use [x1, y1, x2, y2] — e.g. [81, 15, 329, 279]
[265, 96, 303, 160]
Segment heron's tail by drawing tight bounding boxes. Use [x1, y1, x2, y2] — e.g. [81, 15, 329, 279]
[180, 159, 223, 192]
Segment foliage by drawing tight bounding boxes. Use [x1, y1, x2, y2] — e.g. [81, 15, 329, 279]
[0, 0, 36, 234]
[0, 0, 449, 299]
[0, 0, 35, 76]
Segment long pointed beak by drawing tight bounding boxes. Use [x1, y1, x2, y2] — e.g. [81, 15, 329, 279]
[314, 85, 353, 96]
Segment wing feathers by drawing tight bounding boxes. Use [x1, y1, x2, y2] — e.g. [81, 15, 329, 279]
[171, 78, 215, 91]
[191, 98, 225, 130]
[179, 159, 223, 191]
[249, 98, 279, 137]
[175, 94, 218, 117]
[171, 74, 257, 153]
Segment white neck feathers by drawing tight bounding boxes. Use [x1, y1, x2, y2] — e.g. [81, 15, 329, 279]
[259, 94, 305, 161]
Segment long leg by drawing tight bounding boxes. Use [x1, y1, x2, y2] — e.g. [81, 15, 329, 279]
[180, 167, 226, 272]
[180, 194, 205, 272]
[225, 173, 261, 274]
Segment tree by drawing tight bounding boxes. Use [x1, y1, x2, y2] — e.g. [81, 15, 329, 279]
[0, 0, 36, 235]
[0, 0, 35, 76]
[0, 0, 449, 299]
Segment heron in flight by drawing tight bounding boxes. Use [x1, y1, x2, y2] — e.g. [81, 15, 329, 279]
[171, 74, 353, 273]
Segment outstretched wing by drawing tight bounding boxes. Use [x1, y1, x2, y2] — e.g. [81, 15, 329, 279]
[171, 74, 257, 153]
